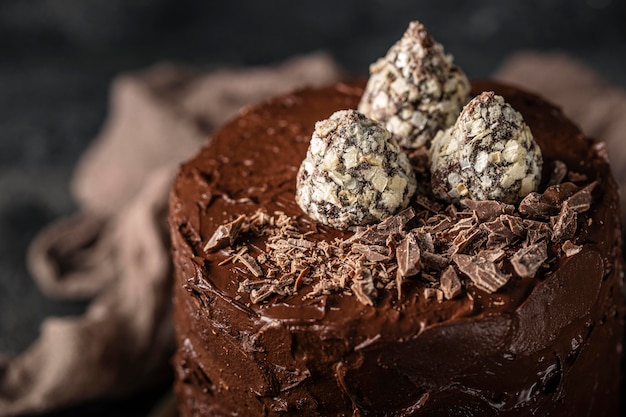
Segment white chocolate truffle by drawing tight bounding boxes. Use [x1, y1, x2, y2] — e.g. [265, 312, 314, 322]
[358, 21, 470, 149]
[296, 110, 417, 230]
[430, 91, 542, 204]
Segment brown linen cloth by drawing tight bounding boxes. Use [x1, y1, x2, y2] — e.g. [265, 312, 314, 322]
[0, 51, 624, 416]
[0, 52, 344, 416]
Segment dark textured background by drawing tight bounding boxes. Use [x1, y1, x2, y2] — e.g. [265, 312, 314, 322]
[1, 0, 625, 415]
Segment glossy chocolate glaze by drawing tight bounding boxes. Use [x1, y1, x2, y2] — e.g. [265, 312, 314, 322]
[169, 80, 624, 416]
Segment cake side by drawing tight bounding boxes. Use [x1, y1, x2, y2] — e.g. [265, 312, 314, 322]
[169, 80, 623, 416]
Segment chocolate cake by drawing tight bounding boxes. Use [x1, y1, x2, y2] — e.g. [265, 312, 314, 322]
[169, 23, 623, 417]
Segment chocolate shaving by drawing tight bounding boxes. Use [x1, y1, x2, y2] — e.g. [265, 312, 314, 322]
[352, 244, 391, 262]
[562, 240, 582, 257]
[415, 195, 444, 214]
[565, 181, 596, 213]
[461, 199, 515, 222]
[510, 241, 548, 278]
[518, 182, 578, 220]
[348, 226, 389, 246]
[449, 227, 484, 256]
[503, 215, 526, 238]
[523, 219, 551, 244]
[481, 217, 518, 248]
[476, 248, 505, 263]
[440, 216, 477, 244]
[396, 233, 421, 278]
[236, 253, 264, 277]
[440, 266, 462, 300]
[413, 228, 435, 252]
[293, 267, 310, 292]
[551, 202, 578, 242]
[351, 268, 376, 306]
[248, 275, 295, 304]
[379, 207, 416, 231]
[453, 253, 510, 293]
[544, 182, 580, 202]
[427, 216, 454, 235]
[287, 237, 316, 249]
[203, 214, 246, 252]
[518, 192, 555, 220]
[207, 167, 595, 305]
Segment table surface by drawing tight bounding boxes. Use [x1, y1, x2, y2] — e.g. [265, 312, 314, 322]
[1, 1, 625, 416]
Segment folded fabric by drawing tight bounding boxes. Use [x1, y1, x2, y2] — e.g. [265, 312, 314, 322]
[0, 51, 623, 416]
[0, 52, 344, 417]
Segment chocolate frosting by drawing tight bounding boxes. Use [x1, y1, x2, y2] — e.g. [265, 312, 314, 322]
[169, 80, 624, 416]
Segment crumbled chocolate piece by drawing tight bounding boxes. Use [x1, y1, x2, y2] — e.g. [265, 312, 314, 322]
[510, 241, 548, 278]
[504, 215, 527, 238]
[346, 207, 415, 247]
[245, 276, 295, 304]
[426, 216, 454, 235]
[203, 214, 246, 252]
[358, 21, 470, 148]
[349, 226, 389, 246]
[440, 216, 476, 242]
[523, 220, 552, 245]
[377, 207, 416, 233]
[461, 199, 515, 222]
[396, 233, 421, 278]
[481, 216, 518, 249]
[449, 227, 485, 256]
[351, 268, 377, 306]
[236, 252, 264, 277]
[551, 202, 578, 242]
[476, 248, 506, 263]
[440, 266, 462, 300]
[352, 244, 391, 262]
[296, 110, 417, 230]
[565, 181, 596, 213]
[562, 240, 582, 257]
[413, 228, 435, 252]
[518, 192, 557, 220]
[430, 92, 543, 204]
[540, 182, 580, 206]
[453, 253, 510, 293]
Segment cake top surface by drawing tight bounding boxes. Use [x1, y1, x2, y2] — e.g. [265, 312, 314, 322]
[170, 79, 618, 342]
